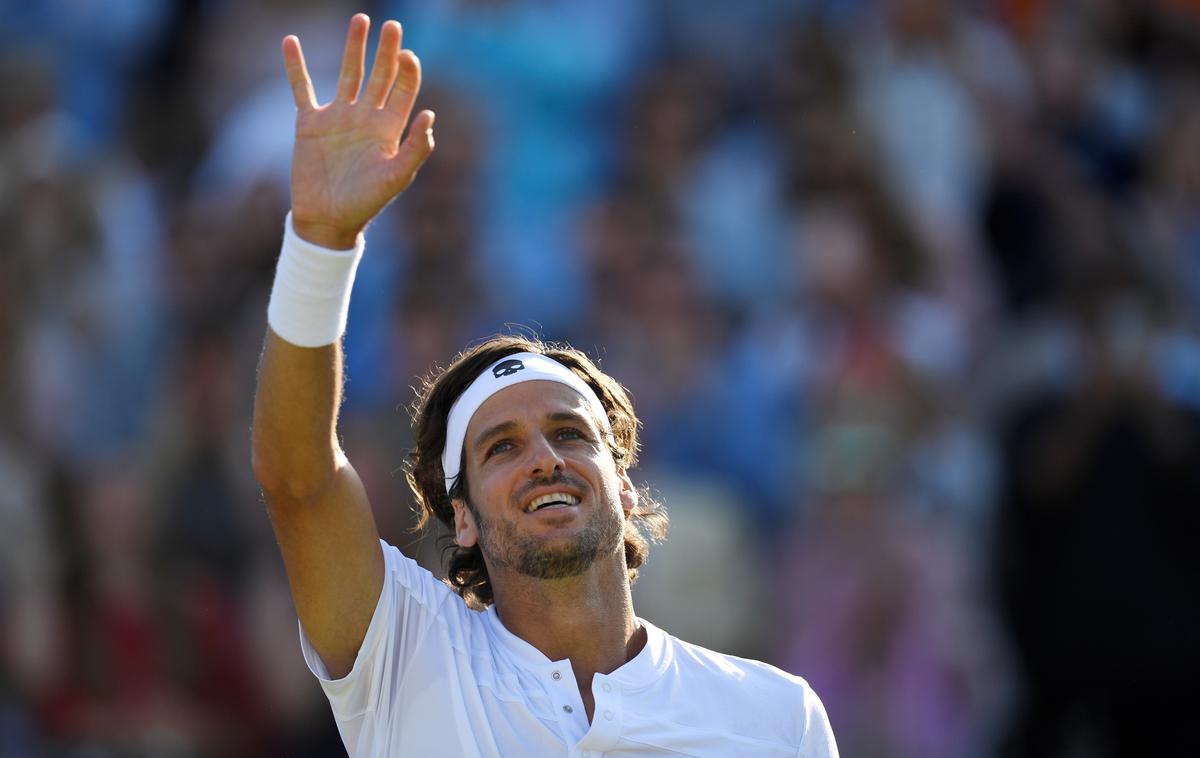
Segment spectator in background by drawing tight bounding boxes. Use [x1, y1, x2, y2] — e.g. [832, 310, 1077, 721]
[38, 456, 261, 755]
[382, 0, 654, 330]
[773, 199, 1005, 756]
[994, 271, 1200, 757]
[780, 487, 1000, 758]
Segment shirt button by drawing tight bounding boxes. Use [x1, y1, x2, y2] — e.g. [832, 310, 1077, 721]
[551, 670, 561, 681]
[601, 683, 611, 693]
[603, 710, 613, 720]
[563, 705, 573, 714]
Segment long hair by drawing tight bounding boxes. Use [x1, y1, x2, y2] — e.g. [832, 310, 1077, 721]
[404, 335, 668, 608]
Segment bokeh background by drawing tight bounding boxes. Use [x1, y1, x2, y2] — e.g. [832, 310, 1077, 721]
[3, 0, 1200, 755]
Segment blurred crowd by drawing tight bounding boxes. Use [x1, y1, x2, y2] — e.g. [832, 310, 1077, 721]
[3, 0, 1200, 756]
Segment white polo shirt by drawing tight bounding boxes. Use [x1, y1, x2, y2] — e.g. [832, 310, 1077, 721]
[300, 542, 838, 757]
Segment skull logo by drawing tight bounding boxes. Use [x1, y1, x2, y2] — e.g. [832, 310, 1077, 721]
[492, 359, 525, 378]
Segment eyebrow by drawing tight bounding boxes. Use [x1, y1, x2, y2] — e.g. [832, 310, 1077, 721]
[547, 410, 595, 429]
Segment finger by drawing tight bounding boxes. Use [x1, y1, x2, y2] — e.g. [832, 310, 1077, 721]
[385, 50, 422, 124]
[409, 109, 435, 140]
[362, 20, 403, 108]
[281, 36, 317, 111]
[334, 13, 370, 103]
[387, 110, 436, 189]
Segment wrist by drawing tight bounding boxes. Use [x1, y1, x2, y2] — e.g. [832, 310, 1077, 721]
[266, 212, 366, 347]
[291, 217, 363, 251]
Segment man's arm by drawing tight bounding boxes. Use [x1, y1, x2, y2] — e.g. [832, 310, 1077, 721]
[251, 13, 435, 679]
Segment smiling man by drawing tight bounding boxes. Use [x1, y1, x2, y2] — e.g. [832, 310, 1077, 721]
[252, 13, 838, 757]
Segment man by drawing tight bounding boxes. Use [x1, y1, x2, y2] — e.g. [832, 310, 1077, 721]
[253, 13, 838, 757]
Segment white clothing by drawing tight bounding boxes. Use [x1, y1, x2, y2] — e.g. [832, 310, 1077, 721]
[300, 541, 838, 757]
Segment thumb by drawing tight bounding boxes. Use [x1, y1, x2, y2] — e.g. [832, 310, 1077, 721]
[387, 110, 436, 191]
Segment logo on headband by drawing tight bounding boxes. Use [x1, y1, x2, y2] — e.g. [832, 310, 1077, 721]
[492, 359, 525, 378]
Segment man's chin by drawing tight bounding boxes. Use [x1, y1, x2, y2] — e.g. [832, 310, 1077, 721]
[479, 510, 623, 581]
[514, 541, 599, 580]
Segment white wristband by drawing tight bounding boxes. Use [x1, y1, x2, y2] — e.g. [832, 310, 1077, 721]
[266, 212, 365, 347]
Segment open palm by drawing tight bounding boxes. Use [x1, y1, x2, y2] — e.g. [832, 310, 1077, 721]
[283, 15, 434, 249]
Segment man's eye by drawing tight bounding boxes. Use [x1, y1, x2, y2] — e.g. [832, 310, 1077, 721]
[487, 440, 514, 457]
[556, 427, 586, 442]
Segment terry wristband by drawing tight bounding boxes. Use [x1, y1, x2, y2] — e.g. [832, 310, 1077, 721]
[266, 212, 365, 347]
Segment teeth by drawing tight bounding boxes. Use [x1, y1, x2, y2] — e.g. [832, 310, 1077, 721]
[526, 492, 580, 512]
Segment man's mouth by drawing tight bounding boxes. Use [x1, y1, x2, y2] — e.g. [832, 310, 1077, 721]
[525, 492, 581, 513]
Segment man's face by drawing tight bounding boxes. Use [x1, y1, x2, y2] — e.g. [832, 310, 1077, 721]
[453, 381, 635, 581]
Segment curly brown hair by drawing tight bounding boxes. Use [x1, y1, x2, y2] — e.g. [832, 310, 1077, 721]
[404, 334, 668, 608]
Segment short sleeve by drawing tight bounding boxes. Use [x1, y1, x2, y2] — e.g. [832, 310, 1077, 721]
[799, 686, 839, 758]
[298, 540, 457, 719]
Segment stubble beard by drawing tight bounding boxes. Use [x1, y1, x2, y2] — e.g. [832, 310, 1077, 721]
[470, 484, 624, 580]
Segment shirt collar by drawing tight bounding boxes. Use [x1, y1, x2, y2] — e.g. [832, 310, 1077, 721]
[483, 606, 672, 687]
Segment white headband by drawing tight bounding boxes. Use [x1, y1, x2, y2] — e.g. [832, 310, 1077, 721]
[441, 352, 612, 494]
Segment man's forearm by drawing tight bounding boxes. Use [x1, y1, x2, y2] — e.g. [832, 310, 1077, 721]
[252, 331, 345, 501]
[252, 210, 366, 499]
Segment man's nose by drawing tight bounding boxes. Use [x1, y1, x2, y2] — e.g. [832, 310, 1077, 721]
[527, 433, 565, 477]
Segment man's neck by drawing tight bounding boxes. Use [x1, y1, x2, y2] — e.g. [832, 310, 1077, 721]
[489, 555, 645, 714]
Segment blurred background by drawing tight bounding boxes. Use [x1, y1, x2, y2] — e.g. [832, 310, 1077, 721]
[3, 0, 1200, 755]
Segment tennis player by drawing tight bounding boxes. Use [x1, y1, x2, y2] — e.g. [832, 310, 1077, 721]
[253, 14, 838, 757]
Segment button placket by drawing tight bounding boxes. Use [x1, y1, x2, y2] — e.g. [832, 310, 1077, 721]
[550, 663, 588, 742]
[584, 676, 623, 747]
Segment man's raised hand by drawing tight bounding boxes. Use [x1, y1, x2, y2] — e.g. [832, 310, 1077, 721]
[283, 14, 435, 249]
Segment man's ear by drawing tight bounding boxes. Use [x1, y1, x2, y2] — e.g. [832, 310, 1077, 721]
[452, 499, 478, 547]
[616, 466, 638, 516]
